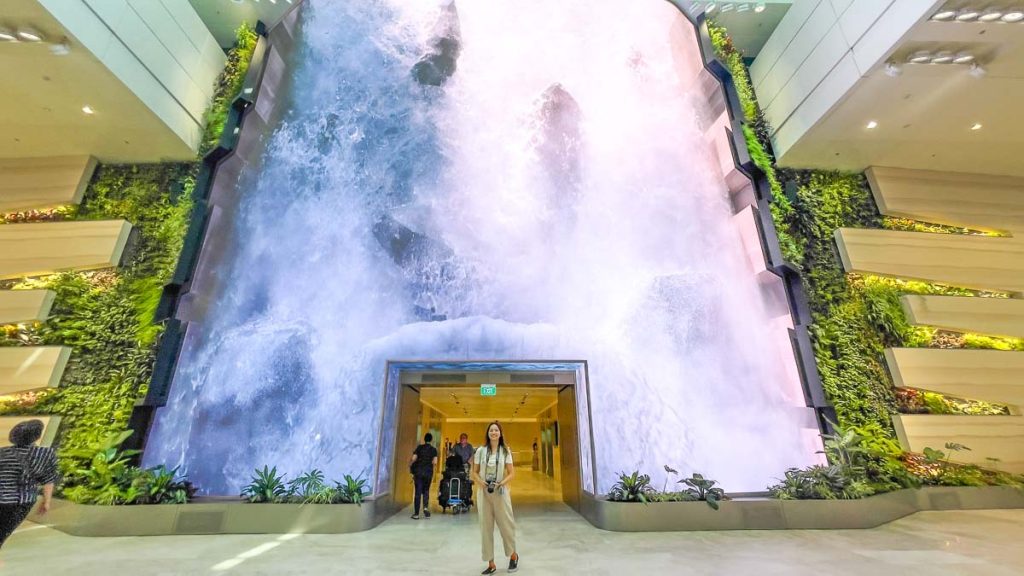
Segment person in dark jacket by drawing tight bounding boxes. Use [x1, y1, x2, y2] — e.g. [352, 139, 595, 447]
[0, 420, 58, 548]
[409, 432, 438, 519]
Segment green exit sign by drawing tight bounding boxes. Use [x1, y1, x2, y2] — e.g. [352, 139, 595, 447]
[480, 384, 497, 397]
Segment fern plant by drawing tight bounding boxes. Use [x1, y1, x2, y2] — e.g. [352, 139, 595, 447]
[241, 465, 288, 503]
[608, 471, 654, 503]
[336, 474, 369, 505]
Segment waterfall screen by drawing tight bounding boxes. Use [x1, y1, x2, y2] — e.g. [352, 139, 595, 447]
[144, 0, 823, 496]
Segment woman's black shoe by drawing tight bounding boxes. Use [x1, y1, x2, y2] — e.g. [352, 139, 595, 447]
[481, 565, 497, 575]
[508, 556, 519, 573]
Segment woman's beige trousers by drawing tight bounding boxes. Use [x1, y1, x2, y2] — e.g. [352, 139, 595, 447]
[477, 487, 517, 561]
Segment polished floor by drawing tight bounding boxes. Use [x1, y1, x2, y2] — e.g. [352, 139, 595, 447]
[3, 477, 1022, 575]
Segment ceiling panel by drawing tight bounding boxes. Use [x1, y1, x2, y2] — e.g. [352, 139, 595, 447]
[780, 17, 1024, 176]
[419, 386, 558, 420]
[0, 0, 199, 162]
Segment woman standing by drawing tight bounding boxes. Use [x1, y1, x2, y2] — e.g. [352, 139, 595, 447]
[0, 420, 58, 548]
[471, 421, 519, 574]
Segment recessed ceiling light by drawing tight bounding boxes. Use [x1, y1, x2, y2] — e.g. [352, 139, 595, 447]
[736, 3, 751, 13]
[952, 52, 975, 64]
[866, 120, 878, 129]
[930, 51, 955, 63]
[971, 123, 983, 130]
[979, 8, 1004, 21]
[754, 1, 766, 12]
[706, 2, 717, 12]
[956, 8, 981, 21]
[1002, 9, 1024, 22]
[17, 28, 44, 42]
[932, 9, 957, 21]
[82, 105, 95, 115]
[0, 27, 16, 42]
[908, 50, 932, 63]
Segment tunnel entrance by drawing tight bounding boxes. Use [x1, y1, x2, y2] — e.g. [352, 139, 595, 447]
[375, 362, 596, 515]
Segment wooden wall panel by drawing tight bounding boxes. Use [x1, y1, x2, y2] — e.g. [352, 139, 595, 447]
[901, 295, 1024, 339]
[0, 416, 61, 448]
[886, 348, 1024, 408]
[867, 166, 1024, 233]
[0, 220, 132, 280]
[834, 228, 1024, 294]
[0, 290, 56, 325]
[0, 346, 71, 395]
[0, 156, 97, 213]
[893, 414, 1024, 473]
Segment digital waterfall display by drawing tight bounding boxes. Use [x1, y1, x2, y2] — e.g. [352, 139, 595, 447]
[145, 0, 822, 495]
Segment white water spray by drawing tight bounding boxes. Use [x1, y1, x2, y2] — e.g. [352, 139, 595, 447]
[145, 0, 821, 495]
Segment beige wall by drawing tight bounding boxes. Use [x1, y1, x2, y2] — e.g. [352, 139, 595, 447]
[0, 0, 226, 161]
[37, 0, 226, 155]
[0, 220, 133, 280]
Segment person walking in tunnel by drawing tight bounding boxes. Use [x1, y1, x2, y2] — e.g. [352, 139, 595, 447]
[0, 420, 58, 549]
[409, 432, 438, 520]
[471, 421, 519, 574]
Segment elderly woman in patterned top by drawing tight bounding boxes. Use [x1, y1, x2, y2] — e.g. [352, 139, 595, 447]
[0, 420, 59, 548]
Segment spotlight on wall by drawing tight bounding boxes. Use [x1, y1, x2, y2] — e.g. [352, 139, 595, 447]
[978, 8, 1004, 21]
[82, 105, 96, 115]
[1003, 9, 1024, 22]
[931, 9, 958, 21]
[956, 8, 981, 21]
[884, 62, 903, 77]
[952, 52, 975, 64]
[17, 27, 44, 42]
[755, 1, 766, 12]
[0, 27, 17, 42]
[971, 123, 983, 130]
[908, 50, 932, 63]
[866, 120, 879, 130]
[969, 62, 987, 77]
[930, 51, 955, 63]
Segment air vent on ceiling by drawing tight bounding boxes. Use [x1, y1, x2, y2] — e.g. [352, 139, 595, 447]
[421, 373, 467, 383]
[510, 374, 555, 383]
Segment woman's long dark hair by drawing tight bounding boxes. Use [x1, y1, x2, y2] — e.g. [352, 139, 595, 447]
[483, 421, 508, 458]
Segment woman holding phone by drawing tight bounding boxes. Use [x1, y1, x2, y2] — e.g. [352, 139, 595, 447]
[471, 421, 519, 574]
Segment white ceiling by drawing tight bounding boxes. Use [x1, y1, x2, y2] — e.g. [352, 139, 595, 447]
[0, 0, 197, 162]
[781, 15, 1024, 177]
[420, 386, 558, 421]
[190, 0, 301, 48]
[706, 2, 794, 57]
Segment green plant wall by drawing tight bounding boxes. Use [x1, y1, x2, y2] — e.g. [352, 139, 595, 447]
[0, 25, 258, 483]
[707, 22, 1014, 435]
